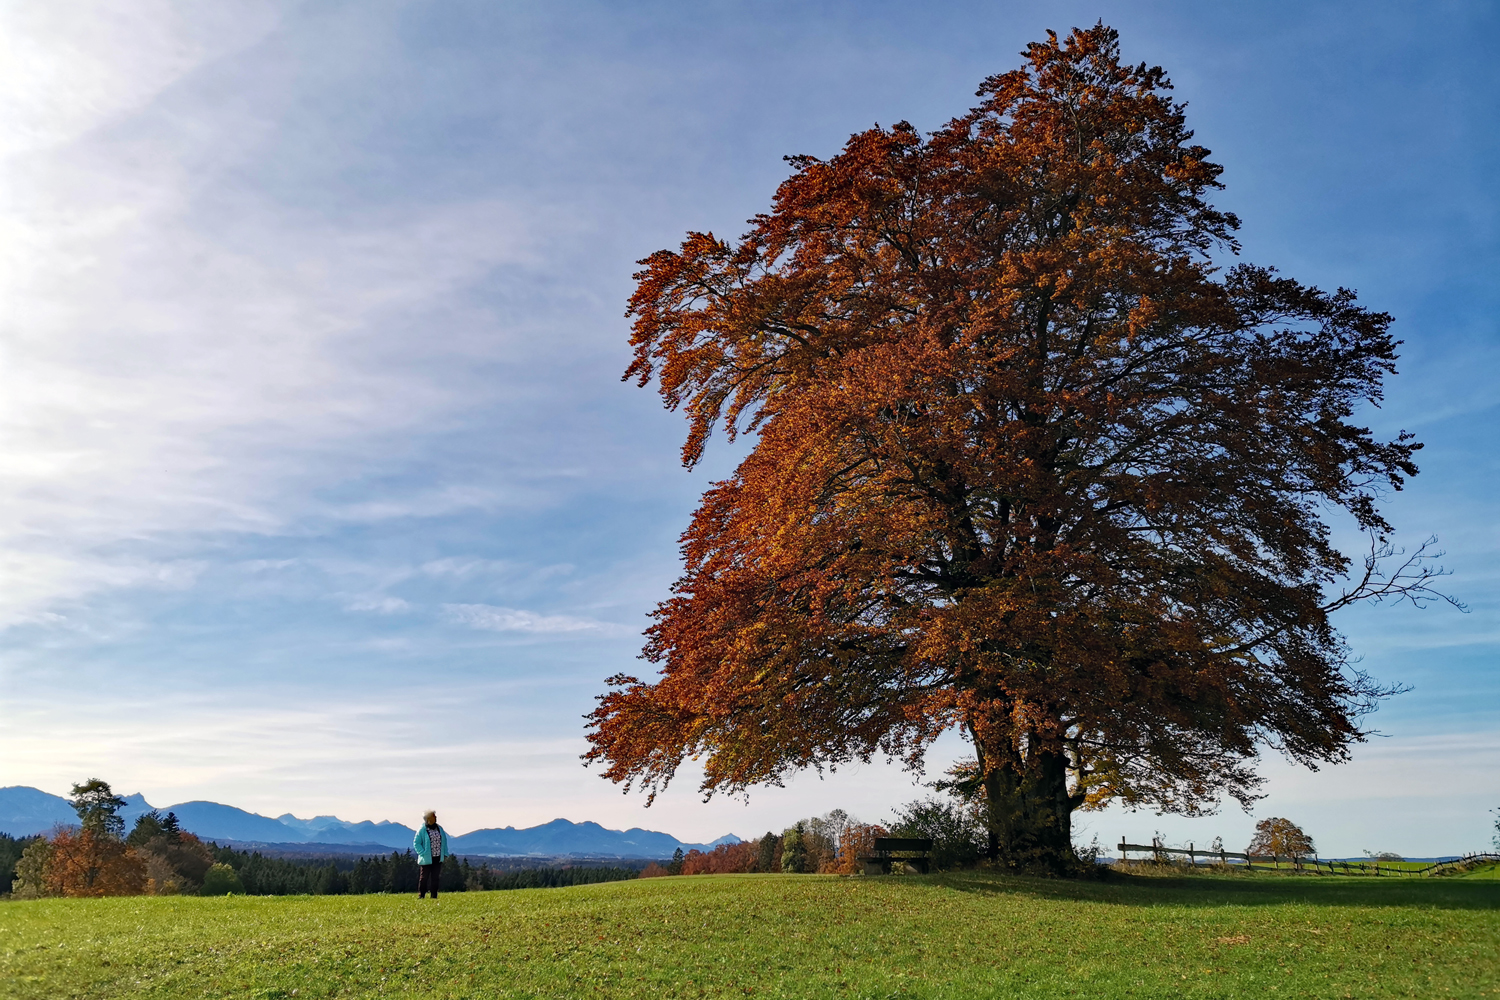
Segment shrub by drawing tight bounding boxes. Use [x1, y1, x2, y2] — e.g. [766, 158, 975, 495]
[201, 863, 246, 896]
[889, 798, 985, 871]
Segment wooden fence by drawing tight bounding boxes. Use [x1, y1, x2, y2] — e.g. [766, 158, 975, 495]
[1117, 842, 1500, 876]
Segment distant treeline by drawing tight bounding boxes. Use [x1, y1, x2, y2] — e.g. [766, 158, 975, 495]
[9, 777, 994, 900]
[641, 800, 986, 878]
[5, 780, 647, 900]
[207, 844, 640, 896]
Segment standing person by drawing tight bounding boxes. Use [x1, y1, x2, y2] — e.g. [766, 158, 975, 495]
[414, 810, 454, 899]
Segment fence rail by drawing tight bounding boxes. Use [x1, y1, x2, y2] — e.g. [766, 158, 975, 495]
[1117, 842, 1500, 876]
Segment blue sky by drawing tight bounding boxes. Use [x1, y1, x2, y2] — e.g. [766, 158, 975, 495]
[0, 0, 1495, 856]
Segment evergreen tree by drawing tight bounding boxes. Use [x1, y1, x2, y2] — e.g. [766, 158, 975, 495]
[313, 863, 347, 895]
[781, 823, 807, 873]
[756, 832, 779, 873]
[127, 811, 166, 847]
[668, 847, 684, 875]
[440, 856, 465, 893]
[69, 778, 127, 839]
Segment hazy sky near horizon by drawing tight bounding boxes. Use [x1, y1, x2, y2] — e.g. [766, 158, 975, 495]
[1, 0, 1495, 857]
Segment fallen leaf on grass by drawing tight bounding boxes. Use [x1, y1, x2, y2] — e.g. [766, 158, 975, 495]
[1215, 935, 1251, 945]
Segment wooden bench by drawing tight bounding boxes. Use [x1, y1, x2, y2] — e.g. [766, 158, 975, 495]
[858, 837, 933, 875]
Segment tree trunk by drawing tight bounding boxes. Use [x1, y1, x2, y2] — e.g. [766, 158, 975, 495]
[982, 748, 1082, 874]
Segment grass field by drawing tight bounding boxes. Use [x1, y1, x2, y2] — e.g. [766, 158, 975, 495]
[3, 869, 1497, 999]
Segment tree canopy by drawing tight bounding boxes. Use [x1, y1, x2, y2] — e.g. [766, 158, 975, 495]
[1248, 817, 1315, 858]
[586, 24, 1446, 871]
[69, 778, 128, 839]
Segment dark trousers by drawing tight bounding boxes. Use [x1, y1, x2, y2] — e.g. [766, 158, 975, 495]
[418, 862, 442, 899]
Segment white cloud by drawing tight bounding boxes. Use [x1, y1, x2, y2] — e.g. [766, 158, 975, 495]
[420, 558, 520, 579]
[0, 6, 558, 628]
[344, 596, 412, 615]
[0, 684, 955, 842]
[443, 603, 619, 634]
[324, 486, 512, 525]
[0, 1, 287, 159]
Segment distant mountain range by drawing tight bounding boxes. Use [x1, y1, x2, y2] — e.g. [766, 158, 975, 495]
[0, 786, 738, 858]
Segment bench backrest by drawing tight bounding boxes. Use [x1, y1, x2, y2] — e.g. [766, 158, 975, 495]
[873, 837, 933, 853]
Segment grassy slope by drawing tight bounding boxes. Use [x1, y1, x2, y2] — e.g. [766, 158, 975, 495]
[2, 870, 1497, 999]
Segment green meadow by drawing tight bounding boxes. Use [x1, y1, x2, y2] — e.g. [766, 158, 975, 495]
[3, 868, 1498, 999]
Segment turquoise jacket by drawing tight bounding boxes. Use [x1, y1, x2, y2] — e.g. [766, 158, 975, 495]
[413, 824, 454, 866]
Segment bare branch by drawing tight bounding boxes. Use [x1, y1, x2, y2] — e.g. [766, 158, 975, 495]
[1323, 535, 1466, 614]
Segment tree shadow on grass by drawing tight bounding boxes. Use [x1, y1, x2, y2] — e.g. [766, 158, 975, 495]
[928, 869, 1500, 911]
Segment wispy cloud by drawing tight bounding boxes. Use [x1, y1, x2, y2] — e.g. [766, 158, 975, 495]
[345, 596, 413, 615]
[443, 603, 623, 635]
[0, 1, 286, 159]
[0, 9, 563, 627]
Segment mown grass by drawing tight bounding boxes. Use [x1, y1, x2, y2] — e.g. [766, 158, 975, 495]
[2, 869, 1497, 999]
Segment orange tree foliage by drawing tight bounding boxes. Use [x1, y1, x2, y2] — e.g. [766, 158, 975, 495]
[831, 823, 888, 875]
[680, 839, 763, 875]
[1248, 817, 1315, 858]
[587, 25, 1436, 872]
[44, 827, 146, 897]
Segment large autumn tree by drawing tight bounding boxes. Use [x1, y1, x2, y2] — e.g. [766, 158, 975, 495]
[586, 25, 1447, 871]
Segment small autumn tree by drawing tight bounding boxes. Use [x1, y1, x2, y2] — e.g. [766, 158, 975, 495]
[1248, 818, 1315, 858]
[586, 24, 1452, 873]
[128, 811, 214, 894]
[46, 826, 146, 897]
[833, 822, 888, 874]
